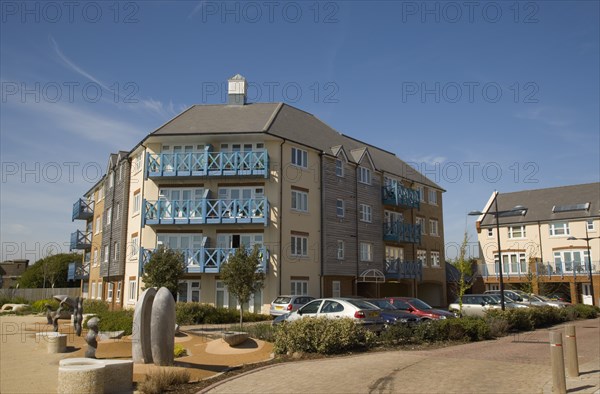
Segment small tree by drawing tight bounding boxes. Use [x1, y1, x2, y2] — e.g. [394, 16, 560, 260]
[142, 246, 185, 299]
[19, 253, 81, 288]
[452, 231, 473, 317]
[219, 245, 266, 328]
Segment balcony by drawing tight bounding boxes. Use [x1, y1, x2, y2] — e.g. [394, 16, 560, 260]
[70, 230, 91, 251]
[72, 198, 94, 221]
[479, 260, 600, 279]
[382, 184, 420, 209]
[139, 246, 268, 275]
[143, 198, 269, 227]
[383, 222, 421, 244]
[385, 259, 423, 280]
[67, 261, 90, 281]
[146, 150, 269, 178]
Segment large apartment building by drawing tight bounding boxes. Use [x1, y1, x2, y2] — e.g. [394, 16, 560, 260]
[69, 75, 447, 311]
[473, 183, 600, 305]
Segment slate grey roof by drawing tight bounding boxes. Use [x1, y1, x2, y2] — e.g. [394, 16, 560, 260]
[147, 102, 443, 190]
[479, 183, 600, 227]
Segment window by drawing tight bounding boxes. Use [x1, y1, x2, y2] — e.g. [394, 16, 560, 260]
[358, 167, 371, 185]
[103, 245, 109, 262]
[116, 282, 122, 303]
[332, 281, 341, 297]
[118, 164, 123, 181]
[553, 250, 590, 273]
[336, 199, 345, 217]
[97, 282, 103, 300]
[291, 235, 308, 257]
[587, 220, 596, 231]
[132, 154, 142, 173]
[133, 190, 141, 214]
[291, 280, 308, 296]
[291, 190, 308, 212]
[115, 203, 120, 221]
[95, 216, 101, 234]
[494, 252, 527, 275]
[107, 282, 114, 301]
[416, 217, 426, 235]
[417, 185, 425, 202]
[291, 147, 308, 168]
[360, 242, 373, 262]
[429, 219, 439, 236]
[108, 172, 114, 188]
[428, 189, 438, 205]
[360, 204, 372, 223]
[128, 279, 137, 302]
[487, 228, 493, 238]
[113, 242, 119, 260]
[431, 251, 440, 267]
[549, 221, 570, 236]
[335, 159, 344, 177]
[93, 249, 98, 266]
[106, 207, 112, 225]
[337, 240, 344, 260]
[386, 246, 403, 262]
[131, 234, 139, 257]
[98, 184, 105, 201]
[508, 226, 526, 238]
[417, 249, 427, 266]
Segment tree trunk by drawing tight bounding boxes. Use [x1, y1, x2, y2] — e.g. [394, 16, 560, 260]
[239, 307, 244, 329]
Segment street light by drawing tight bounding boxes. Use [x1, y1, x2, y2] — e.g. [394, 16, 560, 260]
[567, 225, 599, 307]
[468, 192, 527, 311]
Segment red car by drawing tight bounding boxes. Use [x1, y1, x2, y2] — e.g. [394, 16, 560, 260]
[385, 297, 455, 320]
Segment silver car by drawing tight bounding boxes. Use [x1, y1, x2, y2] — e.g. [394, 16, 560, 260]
[282, 298, 385, 332]
[449, 294, 526, 317]
[269, 295, 315, 316]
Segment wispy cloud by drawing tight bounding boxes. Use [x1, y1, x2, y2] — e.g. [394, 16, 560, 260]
[406, 155, 447, 166]
[188, 1, 207, 19]
[515, 106, 572, 128]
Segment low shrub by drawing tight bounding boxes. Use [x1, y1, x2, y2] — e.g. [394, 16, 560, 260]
[413, 320, 448, 342]
[529, 306, 566, 327]
[379, 323, 417, 346]
[273, 317, 374, 355]
[228, 322, 277, 342]
[487, 309, 534, 332]
[175, 302, 271, 325]
[571, 304, 599, 319]
[138, 367, 190, 394]
[84, 309, 134, 335]
[82, 299, 109, 314]
[173, 344, 187, 358]
[31, 299, 59, 312]
[485, 316, 510, 338]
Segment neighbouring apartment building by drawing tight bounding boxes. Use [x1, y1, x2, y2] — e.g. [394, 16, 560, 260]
[69, 74, 447, 311]
[473, 183, 600, 305]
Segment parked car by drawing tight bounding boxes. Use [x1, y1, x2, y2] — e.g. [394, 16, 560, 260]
[547, 293, 572, 303]
[530, 294, 571, 308]
[364, 299, 422, 326]
[449, 294, 526, 317]
[276, 298, 385, 332]
[484, 290, 568, 308]
[385, 297, 455, 320]
[269, 295, 315, 317]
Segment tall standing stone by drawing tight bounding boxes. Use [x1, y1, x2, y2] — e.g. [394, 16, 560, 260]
[150, 287, 175, 366]
[132, 287, 156, 364]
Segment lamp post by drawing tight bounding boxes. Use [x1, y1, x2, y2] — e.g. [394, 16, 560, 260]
[469, 192, 527, 311]
[567, 225, 599, 307]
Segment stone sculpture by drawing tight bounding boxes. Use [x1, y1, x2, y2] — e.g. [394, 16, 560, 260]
[85, 317, 99, 358]
[53, 300, 67, 332]
[45, 304, 54, 325]
[132, 287, 175, 366]
[73, 297, 83, 336]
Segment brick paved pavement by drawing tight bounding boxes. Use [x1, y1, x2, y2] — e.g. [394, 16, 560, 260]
[200, 318, 600, 394]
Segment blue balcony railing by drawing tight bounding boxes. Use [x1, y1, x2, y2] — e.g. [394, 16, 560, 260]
[383, 222, 421, 244]
[480, 260, 600, 279]
[67, 261, 90, 281]
[146, 150, 269, 178]
[70, 230, 92, 251]
[72, 198, 94, 221]
[385, 259, 422, 280]
[139, 246, 268, 275]
[143, 198, 269, 226]
[382, 184, 420, 209]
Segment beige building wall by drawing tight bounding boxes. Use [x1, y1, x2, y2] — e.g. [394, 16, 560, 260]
[87, 182, 105, 301]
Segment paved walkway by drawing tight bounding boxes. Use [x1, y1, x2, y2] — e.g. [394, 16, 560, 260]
[201, 318, 600, 394]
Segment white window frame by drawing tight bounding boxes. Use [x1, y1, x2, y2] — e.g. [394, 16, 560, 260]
[133, 191, 141, 215]
[291, 280, 308, 296]
[291, 147, 308, 168]
[95, 217, 101, 234]
[131, 235, 139, 258]
[97, 282, 103, 300]
[416, 217, 426, 235]
[508, 226, 526, 239]
[133, 153, 143, 173]
[128, 280, 137, 302]
[291, 235, 308, 257]
[386, 246, 404, 262]
[428, 189, 438, 205]
[494, 252, 528, 275]
[360, 242, 373, 262]
[337, 240, 344, 260]
[93, 249, 99, 267]
[336, 199, 345, 218]
[417, 185, 425, 202]
[360, 204, 372, 223]
[358, 166, 372, 185]
[103, 245, 109, 263]
[587, 219, 595, 232]
[91, 281, 97, 299]
[291, 190, 308, 212]
[553, 250, 590, 273]
[335, 159, 344, 177]
[417, 249, 427, 266]
[115, 203, 120, 221]
[113, 242, 119, 260]
[108, 172, 114, 188]
[487, 228, 493, 238]
[107, 282, 114, 301]
[106, 207, 112, 225]
[332, 281, 341, 297]
[549, 221, 570, 236]
[429, 219, 439, 236]
[431, 251, 440, 267]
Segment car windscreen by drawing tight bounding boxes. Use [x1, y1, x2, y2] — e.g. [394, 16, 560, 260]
[347, 299, 378, 310]
[409, 298, 433, 310]
[367, 300, 394, 309]
[273, 297, 291, 304]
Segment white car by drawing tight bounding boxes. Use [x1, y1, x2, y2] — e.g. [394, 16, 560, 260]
[281, 298, 385, 332]
[449, 294, 527, 317]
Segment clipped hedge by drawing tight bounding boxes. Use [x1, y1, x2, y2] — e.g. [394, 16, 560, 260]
[84, 309, 134, 335]
[175, 302, 271, 325]
[31, 299, 60, 312]
[273, 317, 374, 355]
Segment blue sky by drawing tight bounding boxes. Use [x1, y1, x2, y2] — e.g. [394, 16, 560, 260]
[1, 1, 599, 262]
